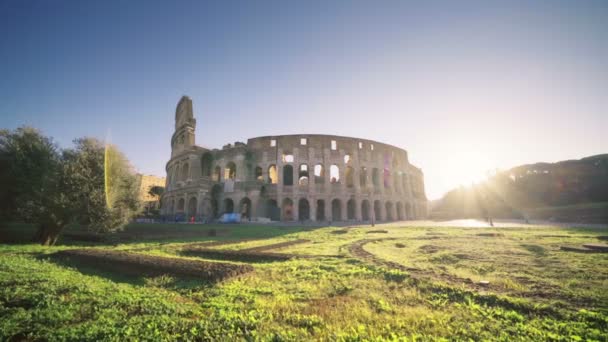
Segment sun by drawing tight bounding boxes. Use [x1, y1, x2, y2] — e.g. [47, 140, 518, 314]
[444, 150, 490, 187]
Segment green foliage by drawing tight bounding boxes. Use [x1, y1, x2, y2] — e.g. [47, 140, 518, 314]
[0, 127, 62, 223]
[64, 138, 141, 233]
[0, 128, 141, 244]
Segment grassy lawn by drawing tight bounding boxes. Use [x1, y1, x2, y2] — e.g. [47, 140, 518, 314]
[1, 222, 607, 340]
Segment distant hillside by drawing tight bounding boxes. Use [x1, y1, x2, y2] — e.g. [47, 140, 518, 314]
[431, 154, 608, 223]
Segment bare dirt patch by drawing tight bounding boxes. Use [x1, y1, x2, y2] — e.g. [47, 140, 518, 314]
[182, 248, 298, 262]
[52, 249, 252, 281]
[418, 245, 442, 253]
[476, 233, 504, 237]
[366, 230, 389, 234]
[240, 239, 310, 252]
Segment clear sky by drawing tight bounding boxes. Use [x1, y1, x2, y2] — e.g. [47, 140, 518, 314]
[1, 0, 607, 199]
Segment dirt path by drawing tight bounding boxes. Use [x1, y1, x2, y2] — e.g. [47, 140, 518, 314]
[347, 238, 483, 290]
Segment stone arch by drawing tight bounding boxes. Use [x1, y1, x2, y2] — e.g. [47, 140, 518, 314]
[169, 199, 175, 214]
[283, 165, 294, 186]
[239, 197, 252, 220]
[374, 200, 382, 221]
[298, 198, 310, 221]
[213, 166, 221, 182]
[298, 164, 309, 186]
[372, 168, 380, 189]
[255, 166, 263, 181]
[347, 198, 356, 220]
[268, 164, 278, 184]
[201, 153, 213, 177]
[384, 169, 391, 189]
[385, 201, 394, 221]
[223, 198, 234, 214]
[224, 162, 236, 180]
[394, 174, 400, 193]
[405, 202, 412, 219]
[397, 201, 404, 220]
[331, 199, 342, 221]
[187, 197, 197, 219]
[345, 166, 354, 188]
[181, 162, 190, 181]
[282, 198, 294, 221]
[266, 199, 280, 221]
[316, 199, 326, 221]
[360, 167, 368, 188]
[210, 184, 222, 218]
[314, 164, 325, 184]
[177, 198, 185, 212]
[330, 165, 340, 183]
[361, 200, 370, 221]
[402, 174, 408, 193]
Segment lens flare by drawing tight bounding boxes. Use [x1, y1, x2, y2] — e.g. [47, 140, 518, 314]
[104, 143, 113, 209]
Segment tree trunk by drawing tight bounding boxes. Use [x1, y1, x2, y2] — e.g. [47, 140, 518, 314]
[36, 222, 64, 246]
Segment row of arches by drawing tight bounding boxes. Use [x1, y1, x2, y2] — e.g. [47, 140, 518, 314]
[167, 196, 415, 222]
[171, 155, 418, 196]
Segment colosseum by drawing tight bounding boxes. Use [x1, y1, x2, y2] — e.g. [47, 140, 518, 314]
[161, 96, 427, 222]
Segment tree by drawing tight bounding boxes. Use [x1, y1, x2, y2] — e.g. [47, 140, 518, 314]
[0, 127, 141, 245]
[0, 127, 68, 245]
[63, 138, 142, 234]
[148, 185, 164, 205]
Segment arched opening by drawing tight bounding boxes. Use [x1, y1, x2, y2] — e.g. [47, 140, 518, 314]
[298, 198, 310, 221]
[177, 198, 185, 212]
[255, 166, 263, 181]
[384, 170, 391, 189]
[181, 163, 189, 181]
[360, 167, 367, 188]
[314, 164, 325, 184]
[372, 168, 380, 189]
[266, 199, 280, 221]
[330, 165, 340, 183]
[345, 166, 354, 188]
[405, 203, 413, 220]
[239, 197, 252, 220]
[331, 199, 342, 221]
[201, 153, 213, 177]
[397, 202, 404, 220]
[282, 198, 294, 221]
[361, 200, 370, 221]
[268, 165, 278, 184]
[316, 200, 326, 221]
[187, 197, 197, 219]
[213, 166, 221, 182]
[402, 174, 409, 193]
[210, 184, 222, 218]
[394, 174, 400, 193]
[223, 198, 234, 214]
[344, 154, 351, 164]
[347, 199, 356, 220]
[224, 162, 236, 180]
[298, 164, 309, 186]
[283, 165, 294, 186]
[385, 201, 394, 221]
[170, 199, 175, 214]
[374, 200, 382, 221]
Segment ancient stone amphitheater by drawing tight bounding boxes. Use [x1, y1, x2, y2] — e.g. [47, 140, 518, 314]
[161, 96, 427, 222]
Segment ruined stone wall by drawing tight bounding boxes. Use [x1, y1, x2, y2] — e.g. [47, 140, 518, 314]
[162, 133, 427, 222]
[160, 96, 426, 222]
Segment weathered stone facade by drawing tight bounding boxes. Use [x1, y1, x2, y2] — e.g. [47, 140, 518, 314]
[161, 96, 427, 222]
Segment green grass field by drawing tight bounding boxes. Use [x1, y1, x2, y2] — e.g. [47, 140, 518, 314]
[1, 222, 607, 341]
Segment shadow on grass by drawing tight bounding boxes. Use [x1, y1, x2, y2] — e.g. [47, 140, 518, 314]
[40, 252, 224, 291]
[57, 223, 331, 247]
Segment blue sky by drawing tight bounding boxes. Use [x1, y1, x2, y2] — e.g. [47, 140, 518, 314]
[1, 0, 607, 199]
